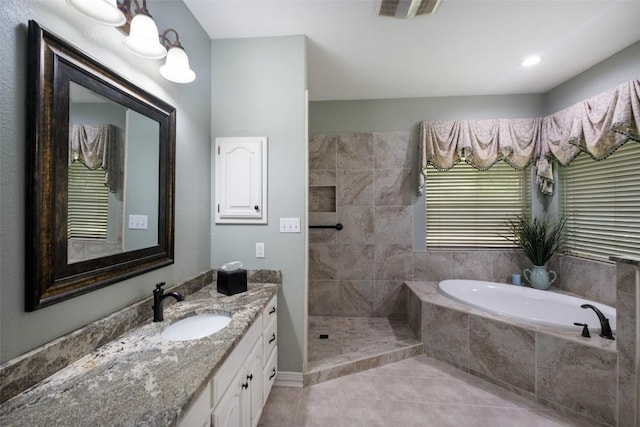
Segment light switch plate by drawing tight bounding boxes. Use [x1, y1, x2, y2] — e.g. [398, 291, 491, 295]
[128, 214, 148, 230]
[256, 242, 265, 258]
[279, 217, 301, 233]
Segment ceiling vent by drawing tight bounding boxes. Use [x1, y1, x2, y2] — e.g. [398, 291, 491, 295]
[379, 0, 442, 19]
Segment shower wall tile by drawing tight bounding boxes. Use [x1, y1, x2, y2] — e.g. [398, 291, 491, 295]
[452, 252, 492, 281]
[336, 244, 375, 280]
[406, 288, 423, 338]
[618, 366, 636, 427]
[309, 243, 337, 280]
[337, 207, 374, 244]
[374, 169, 413, 206]
[373, 131, 412, 169]
[422, 302, 469, 368]
[412, 251, 452, 282]
[309, 280, 338, 317]
[616, 260, 636, 295]
[616, 290, 636, 372]
[373, 281, 407, 318]
[309, 134, 337, 170]
[374, 206, 412, 244]
[469, 316, 536, 393]
[338, 280, 374, 317]
[374, 244, 413, 280]
[309, 170, 336, 186]
[337, 170, 374, 206]
[536, 333, 617, 426]
[337, 133, 373, 170]
[309, 213, 338, 244]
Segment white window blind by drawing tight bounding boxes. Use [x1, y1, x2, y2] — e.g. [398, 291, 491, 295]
[426, 161, 528, 248]
[68, 161, 109, 239]
[562, 142, 640, 260]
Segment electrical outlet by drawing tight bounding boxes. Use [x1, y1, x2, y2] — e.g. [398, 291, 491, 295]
[256, 242, 265, 258]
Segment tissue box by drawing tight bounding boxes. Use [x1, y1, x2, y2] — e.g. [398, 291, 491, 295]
[217, 269, 247, 296]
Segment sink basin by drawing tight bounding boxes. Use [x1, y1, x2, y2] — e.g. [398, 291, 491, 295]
[162, 313, 232, 342]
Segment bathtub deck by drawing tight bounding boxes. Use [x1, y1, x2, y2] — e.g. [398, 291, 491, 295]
[305, 316, 423, 386]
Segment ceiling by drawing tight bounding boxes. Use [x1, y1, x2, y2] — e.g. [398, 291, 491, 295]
[182, 0, 640, 101]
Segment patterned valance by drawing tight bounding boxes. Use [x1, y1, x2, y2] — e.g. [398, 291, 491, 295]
[419, 79, 640, 195]
[69, 124, 118, 192]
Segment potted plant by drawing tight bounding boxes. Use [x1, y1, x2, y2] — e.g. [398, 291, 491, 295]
[504, 214, 566, 289]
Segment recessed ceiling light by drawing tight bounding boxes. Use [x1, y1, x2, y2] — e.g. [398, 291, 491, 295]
[521, 56, 541, 67]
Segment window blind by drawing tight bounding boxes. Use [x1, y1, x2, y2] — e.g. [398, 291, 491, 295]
[68, 161, 109, 239]
[426, 161, 528, 248]
[562, 142, 640, 260]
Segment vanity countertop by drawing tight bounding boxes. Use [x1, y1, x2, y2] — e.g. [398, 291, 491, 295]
[0, 281, 280, 426]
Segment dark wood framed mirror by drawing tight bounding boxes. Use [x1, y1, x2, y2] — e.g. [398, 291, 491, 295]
[26, 20, 176, 311]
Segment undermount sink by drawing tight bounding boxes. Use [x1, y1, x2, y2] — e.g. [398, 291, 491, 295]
[162, 313, 232, 342]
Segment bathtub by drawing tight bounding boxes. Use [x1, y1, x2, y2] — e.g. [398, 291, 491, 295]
[438, 279, 616, 332]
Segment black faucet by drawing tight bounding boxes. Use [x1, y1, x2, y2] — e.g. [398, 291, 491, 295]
[153, 282, 184, 322]
[580, 304, 614, 340]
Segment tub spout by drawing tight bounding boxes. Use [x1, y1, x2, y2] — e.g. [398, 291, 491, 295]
[580, 304, 614, 340]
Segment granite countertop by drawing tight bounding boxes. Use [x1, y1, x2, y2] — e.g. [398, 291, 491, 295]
[0, 282, 280, 427]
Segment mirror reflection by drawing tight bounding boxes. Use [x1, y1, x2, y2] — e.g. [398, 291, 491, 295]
[68, 83, 160, 263]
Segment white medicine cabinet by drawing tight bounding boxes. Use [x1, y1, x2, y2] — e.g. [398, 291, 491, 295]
[214, 136, 267, 224]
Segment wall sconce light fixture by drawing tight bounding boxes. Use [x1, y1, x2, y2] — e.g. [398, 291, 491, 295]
[66, 0, 196, 83]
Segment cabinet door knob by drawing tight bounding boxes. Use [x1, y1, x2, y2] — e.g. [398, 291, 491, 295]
[247, 373, 253, 381]
[254, 205, 259, 211]
[269, 333, 276, 344]
[269, 368, 276, 380]
[242, 382, 249, 390]
[268, 306, 276, 315]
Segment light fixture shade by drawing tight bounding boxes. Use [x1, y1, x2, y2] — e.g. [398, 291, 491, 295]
[159, 46, 196, 83]
[124, 13, 167, 59]
[67, 0, 126, 26]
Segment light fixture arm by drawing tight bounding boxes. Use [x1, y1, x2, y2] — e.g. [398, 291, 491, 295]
[161, 28, 183, 50]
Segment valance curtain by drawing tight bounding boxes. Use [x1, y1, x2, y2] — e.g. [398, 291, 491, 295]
[418, 79, 640, 195]
[69, 124, 118, 192]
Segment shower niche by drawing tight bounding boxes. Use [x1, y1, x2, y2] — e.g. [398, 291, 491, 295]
[309, 185, 336, 213]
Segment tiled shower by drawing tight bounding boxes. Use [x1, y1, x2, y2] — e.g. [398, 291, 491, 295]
[308, 131, 415, 318]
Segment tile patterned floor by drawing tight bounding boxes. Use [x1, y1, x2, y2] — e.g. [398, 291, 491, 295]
[307, 316, 422, 373]
[259, 354, 594, 427]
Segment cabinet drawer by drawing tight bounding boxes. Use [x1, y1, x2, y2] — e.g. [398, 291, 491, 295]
[262, 295, 277, 328]
[262, 316, 277, 360]
[212, 314, 262, 406]
[263, 346, 277, 402]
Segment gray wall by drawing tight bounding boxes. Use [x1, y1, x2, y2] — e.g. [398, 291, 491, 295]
[210, 36, 308, 373]
[0, 0, 212, 363]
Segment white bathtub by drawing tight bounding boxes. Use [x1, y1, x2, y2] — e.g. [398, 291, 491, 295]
[438, 279, 616, 332]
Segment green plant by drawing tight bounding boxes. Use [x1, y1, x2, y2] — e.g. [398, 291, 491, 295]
[504, 215, 566, 265]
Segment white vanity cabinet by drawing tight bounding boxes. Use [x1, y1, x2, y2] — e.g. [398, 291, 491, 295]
[178, 295, 278, 427]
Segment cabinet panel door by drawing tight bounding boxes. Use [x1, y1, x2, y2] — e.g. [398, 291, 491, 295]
[245, 339, 264, 427]
[215, 137, 267, 224]
[212, 370, 243, 427]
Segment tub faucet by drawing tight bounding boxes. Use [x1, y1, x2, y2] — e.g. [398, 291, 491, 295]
[153, 282, 184, 322]
[580, 304, 614, 340]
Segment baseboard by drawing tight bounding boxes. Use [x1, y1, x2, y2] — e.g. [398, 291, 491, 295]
[274, 371, 303, 388]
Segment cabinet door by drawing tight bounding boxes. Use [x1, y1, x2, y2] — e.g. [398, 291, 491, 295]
[215, 137, 267, 224]
[245, 338, 264, 427]
[212, 370, 243, 427]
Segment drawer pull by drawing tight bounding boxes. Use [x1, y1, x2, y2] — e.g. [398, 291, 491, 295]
[247, 373, 253, 381]
[268, 306, 276, 315]
[242, 382, 249, 390]
[269, 368, 276, 380]
[268, 333, 276, 344]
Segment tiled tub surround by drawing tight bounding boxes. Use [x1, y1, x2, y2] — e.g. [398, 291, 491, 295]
[611, 256, 639, 427]
[406, 281, 619, 426]
[0, 271, 281, 426]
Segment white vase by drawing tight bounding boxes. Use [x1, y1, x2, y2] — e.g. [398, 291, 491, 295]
[523, 265, 557, 290]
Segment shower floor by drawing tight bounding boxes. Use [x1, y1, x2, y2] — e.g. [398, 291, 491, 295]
[305, 316, 423, 386]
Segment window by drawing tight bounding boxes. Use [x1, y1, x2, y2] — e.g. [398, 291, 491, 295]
[562, 142, 640, 261]
[67, 161, 109, 239]
[426, 161, 529, 248]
